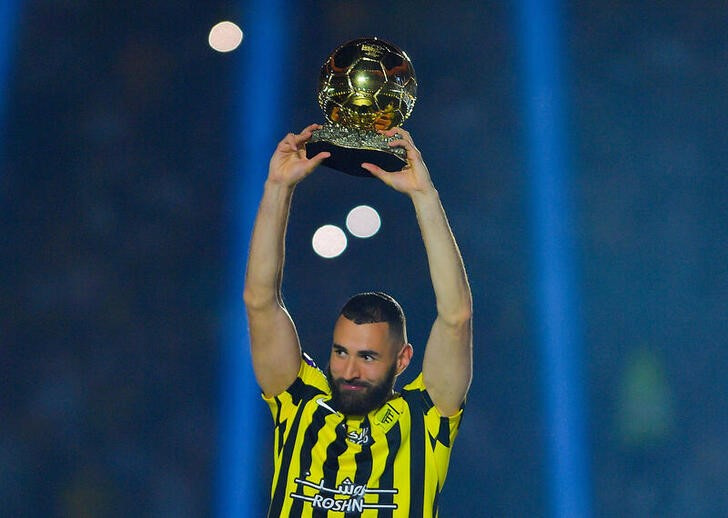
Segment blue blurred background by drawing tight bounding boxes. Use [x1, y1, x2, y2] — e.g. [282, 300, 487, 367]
[2, 1, 727, 516]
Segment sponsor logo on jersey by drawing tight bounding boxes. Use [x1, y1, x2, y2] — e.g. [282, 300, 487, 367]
[290, 473, 398, 512]
[346, 426, 371, 446]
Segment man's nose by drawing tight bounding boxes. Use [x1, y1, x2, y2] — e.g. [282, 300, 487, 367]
[342, 358, 359, 380]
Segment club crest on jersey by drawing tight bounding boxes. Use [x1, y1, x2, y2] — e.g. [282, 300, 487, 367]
[374, 402, 402, 433]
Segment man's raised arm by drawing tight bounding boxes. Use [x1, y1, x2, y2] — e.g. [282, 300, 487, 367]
[362, 129, 473, 416]
[243, 125, 330, 397]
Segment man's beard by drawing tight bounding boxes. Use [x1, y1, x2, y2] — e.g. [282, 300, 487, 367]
[326, 362, 397, 416]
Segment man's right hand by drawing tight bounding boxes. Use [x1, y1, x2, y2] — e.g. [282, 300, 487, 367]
[268, 124, 330, 187]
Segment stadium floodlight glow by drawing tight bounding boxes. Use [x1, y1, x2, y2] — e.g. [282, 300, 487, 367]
[0, 0, 22, 159]
[515, 1, 593, 517]
[217, 2, 289, 517]
[312, 224, 348, 258]
[346, 205, 381, 238]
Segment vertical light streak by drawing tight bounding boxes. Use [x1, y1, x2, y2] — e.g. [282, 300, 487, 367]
[217, 2, 289, 517]
[0, 0, 22, 150]
[515, 1, 592, 517]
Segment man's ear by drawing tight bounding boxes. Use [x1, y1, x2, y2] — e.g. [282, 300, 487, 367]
[396, 343, 414, 376]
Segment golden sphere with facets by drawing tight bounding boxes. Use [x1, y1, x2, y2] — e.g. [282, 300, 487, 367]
[317, 38, 417, 131]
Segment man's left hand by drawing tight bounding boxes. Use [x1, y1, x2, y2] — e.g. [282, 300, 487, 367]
[360, 128, 436, 197]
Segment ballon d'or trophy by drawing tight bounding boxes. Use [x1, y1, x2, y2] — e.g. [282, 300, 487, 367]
[306, 38, 418, 177]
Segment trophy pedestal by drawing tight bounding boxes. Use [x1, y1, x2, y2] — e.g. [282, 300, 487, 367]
[306, 123, 407, 177]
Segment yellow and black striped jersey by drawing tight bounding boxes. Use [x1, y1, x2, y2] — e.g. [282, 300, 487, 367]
[263, 354, 464, 517]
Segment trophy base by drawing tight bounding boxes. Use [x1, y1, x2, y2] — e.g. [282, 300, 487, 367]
[306, 123, 407, 177]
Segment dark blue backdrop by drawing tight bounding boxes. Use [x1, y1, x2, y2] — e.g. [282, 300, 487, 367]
[2, 1, 727, 516]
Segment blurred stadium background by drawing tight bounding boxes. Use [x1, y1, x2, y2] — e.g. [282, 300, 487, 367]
[2, 1, 727, 516]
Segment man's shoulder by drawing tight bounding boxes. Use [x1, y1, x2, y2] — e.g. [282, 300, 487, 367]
[401, 372, 426, 393]
[302, 351, 318, 368]
[294, 353, 331, 396]
[263, 353, 330, 405]
[399, 373, 466, 418]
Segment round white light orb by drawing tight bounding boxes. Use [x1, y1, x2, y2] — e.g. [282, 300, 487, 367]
[346, 205, 381, 238]
[312, 225, 347, 258]
[208, 21, 243, 53]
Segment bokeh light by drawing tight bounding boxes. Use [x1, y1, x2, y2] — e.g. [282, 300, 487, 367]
[208, 21, 243, 53]
[346, 205, 381, 238]
[312, 224, 348, 258]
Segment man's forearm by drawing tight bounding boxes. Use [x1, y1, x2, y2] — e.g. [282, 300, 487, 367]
[411, 188, 472, 324]
[243, 180, 296, 309]
[414, 186, 473, 416]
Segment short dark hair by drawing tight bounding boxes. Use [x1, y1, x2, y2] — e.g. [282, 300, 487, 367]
[339, 292, 407, 345]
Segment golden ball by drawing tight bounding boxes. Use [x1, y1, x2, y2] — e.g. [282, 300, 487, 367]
[317, 38, 417, 131]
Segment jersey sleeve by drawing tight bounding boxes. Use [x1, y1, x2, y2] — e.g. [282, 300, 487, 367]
[262, 353, 330, 426]
[403, 373, 465, 451]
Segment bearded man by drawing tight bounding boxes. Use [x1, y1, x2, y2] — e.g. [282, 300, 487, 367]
[243, 124, 473, 517]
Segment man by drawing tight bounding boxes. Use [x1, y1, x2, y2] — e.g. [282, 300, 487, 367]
[244, 123, 472, 517]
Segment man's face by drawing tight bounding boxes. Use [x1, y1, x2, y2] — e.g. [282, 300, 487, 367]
[326, 316, 406, 416]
